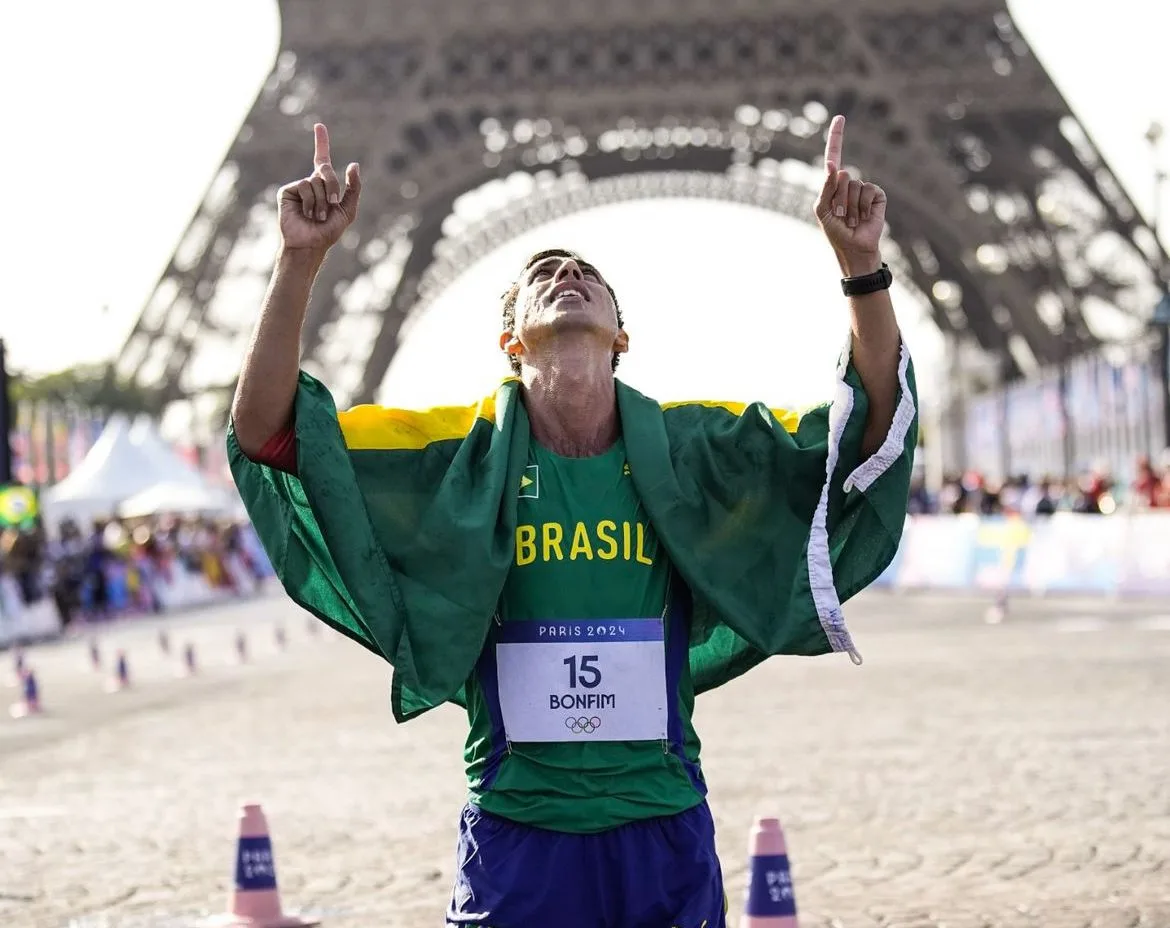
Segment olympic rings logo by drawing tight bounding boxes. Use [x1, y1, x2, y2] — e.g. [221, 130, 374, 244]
[565, 716, 602, 734]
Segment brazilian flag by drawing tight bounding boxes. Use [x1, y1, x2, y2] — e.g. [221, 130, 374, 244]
[0, 485, 38, 530]
[230, 342, 919, 723]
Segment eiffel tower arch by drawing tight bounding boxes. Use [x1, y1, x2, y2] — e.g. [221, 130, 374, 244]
[115, 0, 1167, 431]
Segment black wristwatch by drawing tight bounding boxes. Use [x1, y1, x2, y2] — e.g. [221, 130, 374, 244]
[841, 262, 893, 297]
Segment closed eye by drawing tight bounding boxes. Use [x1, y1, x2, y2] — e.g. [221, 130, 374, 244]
[528, 262, 601, 282]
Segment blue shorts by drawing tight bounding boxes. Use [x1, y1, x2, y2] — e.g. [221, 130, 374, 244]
[446, 801, 727, 928]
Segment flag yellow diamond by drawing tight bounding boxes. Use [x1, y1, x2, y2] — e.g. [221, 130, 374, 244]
[519, 464, 539, 498]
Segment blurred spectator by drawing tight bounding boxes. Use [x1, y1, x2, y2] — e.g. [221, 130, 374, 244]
[997, 475, 1026, 516]
[1, 522, 45, 603]
[1073, 465, 1115, 515]
[907, 477, 931, 515]
[1131, 455, 1168, 509]
[1020, 476, 1058, 516]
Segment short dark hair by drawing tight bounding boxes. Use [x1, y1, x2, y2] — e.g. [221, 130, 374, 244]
[501, 248, 624, 375]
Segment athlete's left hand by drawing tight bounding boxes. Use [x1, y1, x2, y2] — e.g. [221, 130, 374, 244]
[814, 115, 887, 275]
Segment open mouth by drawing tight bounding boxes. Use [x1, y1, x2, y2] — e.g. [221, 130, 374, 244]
[550, 283, 587, 303]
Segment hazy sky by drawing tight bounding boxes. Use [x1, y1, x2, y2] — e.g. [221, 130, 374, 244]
[1, 1, 1167, 414]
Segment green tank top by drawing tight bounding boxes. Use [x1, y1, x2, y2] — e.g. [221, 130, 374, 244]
[462, 437, 706, 833]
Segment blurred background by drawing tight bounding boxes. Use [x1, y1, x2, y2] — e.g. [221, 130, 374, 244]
[2, 0, 1170, 622]
[1, 2, 1169, 925]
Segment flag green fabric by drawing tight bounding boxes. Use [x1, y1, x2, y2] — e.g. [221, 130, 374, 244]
[227, 341, 917, 722]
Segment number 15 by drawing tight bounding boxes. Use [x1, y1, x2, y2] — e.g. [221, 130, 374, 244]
[563, 654, 601, 688]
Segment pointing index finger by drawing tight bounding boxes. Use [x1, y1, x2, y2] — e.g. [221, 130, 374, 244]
[313, 123, 332, 169]
[824, 114, 845, 174]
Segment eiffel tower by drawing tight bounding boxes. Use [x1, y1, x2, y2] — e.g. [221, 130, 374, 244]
[115, 0, 1167, 426]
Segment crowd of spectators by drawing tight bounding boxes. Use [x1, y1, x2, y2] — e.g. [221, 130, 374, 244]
[0, 514, 273, 629]
[907, 452, 1170, 517]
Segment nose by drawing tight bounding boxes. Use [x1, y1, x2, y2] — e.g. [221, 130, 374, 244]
[554, 259, 583, 282]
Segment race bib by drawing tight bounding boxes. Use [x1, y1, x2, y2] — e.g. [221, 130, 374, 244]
[495, 618, 668, 742]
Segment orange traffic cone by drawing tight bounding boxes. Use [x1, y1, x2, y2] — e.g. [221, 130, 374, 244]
[179, 642, 198, 678]
[739, 816, 798, 927]
[9, 668, 42, 719]
[105, 650, 131, 693]
[201, 804, 318, 927]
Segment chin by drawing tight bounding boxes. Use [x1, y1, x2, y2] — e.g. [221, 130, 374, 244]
[546, 315, 612, 338]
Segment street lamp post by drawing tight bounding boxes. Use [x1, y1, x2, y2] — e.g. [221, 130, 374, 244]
[1146, 121, 1170, 452]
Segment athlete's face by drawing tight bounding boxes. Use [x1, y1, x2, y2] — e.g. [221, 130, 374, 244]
[500, 254, 628, 368]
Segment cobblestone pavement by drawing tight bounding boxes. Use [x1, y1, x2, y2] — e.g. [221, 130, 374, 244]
[2, 589, 1169, 927]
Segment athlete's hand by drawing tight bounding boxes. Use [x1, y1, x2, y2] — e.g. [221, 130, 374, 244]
[277, 123, 361, 253]
[814, 115, 887, 274]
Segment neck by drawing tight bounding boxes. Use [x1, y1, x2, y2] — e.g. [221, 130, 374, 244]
[520, 348, 620, 457]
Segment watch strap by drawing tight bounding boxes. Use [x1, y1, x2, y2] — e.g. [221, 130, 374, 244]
[841, 262, 893, 297]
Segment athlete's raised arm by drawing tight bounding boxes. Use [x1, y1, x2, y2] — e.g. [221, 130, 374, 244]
[814, 115, 902, 456]
[231, 123, 362, 458]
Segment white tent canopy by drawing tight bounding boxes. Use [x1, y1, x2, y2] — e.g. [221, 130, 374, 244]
[127, 416, 209, 488]
[41, 414, 223, 529]
[118, 480, 237, 519]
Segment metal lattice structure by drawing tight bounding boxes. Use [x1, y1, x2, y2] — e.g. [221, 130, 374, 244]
[115, 0, 1168, 425]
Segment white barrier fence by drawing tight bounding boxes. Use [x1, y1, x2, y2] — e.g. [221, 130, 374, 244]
[873, 512, 1170, 596]
[0, 555, 272, 650]
[0, 577, 61, 645]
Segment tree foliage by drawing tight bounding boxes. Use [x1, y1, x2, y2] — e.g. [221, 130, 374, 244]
[11, 364, 168, 417]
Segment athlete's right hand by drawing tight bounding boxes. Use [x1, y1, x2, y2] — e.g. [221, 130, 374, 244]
[277, 123, 361, 252]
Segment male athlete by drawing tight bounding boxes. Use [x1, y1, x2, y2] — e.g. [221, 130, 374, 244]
[229, 115, 916, 927]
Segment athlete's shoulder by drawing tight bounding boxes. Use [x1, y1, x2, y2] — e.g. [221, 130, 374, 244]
[338, 377, 520, 450]
[616, 378, 806, 436]
[658, 396, 804, 435]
